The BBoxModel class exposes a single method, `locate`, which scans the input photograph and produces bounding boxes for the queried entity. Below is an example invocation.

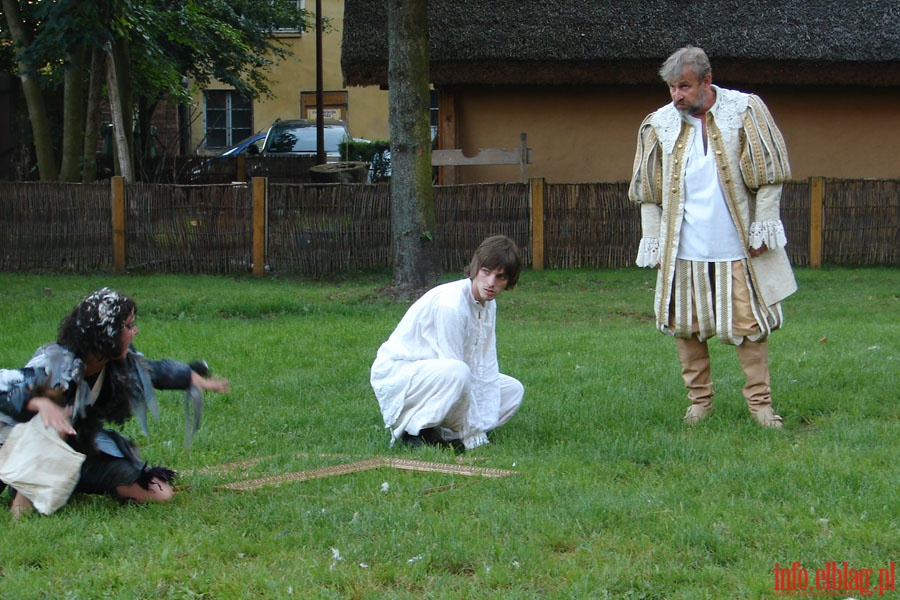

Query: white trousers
[389,358,523,447]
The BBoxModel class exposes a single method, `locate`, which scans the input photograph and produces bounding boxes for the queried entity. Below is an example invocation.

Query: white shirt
[370,278,501,434]
[677,115,745,261]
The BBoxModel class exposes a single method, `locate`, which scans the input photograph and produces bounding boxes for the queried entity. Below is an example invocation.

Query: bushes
[340,138,392,182]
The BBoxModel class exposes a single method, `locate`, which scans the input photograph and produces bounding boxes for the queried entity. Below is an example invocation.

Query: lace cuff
[749,220,788,250]
[636,237,661,268]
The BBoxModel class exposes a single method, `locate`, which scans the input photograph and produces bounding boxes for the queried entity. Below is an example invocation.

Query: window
[430,90,439,141]
[204,90,253,149]
[274,0,306,33]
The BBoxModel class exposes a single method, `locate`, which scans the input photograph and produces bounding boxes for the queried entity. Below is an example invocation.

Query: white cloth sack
[0,416,85,515]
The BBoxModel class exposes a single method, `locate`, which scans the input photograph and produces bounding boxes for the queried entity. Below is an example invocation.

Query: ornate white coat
[628,86,797,333]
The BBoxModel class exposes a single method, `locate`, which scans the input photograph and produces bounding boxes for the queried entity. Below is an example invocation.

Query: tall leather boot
[675,335,714,424]
[735,339,783,428]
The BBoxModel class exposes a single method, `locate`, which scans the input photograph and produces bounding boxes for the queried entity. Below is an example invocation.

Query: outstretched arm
[191,370,229,394]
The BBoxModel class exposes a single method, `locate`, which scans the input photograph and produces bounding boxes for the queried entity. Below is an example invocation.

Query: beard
[676,87,708,117]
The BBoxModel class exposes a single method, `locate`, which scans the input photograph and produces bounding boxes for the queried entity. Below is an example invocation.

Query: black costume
[0,343,201,496]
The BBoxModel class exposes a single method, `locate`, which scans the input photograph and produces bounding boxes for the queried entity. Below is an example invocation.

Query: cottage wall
[445,85,900,184]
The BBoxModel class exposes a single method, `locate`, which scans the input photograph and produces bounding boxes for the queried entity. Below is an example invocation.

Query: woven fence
[127,183,254,273]
[0,178,896,275]
[822,179,899,265]
[781,181,810,267]
[435,183,532,269]
[545,182,638,269]
[0,182,112,271]
[266,183,390,274]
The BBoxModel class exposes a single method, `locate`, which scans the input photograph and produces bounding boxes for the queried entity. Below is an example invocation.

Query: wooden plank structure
[214,457,518,492]
[433,133,533,184]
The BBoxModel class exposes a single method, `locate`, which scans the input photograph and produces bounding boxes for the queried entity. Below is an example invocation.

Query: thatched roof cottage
[342,0,900,183]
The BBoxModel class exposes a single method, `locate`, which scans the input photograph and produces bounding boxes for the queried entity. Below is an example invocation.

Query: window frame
[203,90,254,150]
[273,0,306,34]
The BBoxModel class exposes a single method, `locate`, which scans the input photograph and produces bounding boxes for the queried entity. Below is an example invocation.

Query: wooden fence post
[530,177,545,270]
[809,176,824,269]
[112,176,126,274]
[252,177,267,277]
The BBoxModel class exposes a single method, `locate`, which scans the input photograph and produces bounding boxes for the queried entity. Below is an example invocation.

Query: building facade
[190,0,389,155]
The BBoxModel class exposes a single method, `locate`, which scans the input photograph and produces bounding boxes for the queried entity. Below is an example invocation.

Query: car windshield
[220,133,264,156]
[267,126,347,153]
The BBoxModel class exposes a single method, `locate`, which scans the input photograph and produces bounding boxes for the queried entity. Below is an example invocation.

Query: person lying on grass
[370,235,524,451]
[0,288,229,518]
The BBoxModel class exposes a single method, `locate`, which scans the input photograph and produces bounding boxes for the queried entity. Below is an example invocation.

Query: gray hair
[659,46,712,83]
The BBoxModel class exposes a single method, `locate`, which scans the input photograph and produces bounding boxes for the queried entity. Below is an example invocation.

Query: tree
[0,0,311,182]
[1,0,57,180]
[386,0,441,296]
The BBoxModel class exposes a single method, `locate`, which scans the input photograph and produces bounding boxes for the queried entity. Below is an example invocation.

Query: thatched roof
[342,0,900,87]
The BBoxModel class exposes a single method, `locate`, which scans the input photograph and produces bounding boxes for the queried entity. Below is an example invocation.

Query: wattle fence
[0,178,896,276]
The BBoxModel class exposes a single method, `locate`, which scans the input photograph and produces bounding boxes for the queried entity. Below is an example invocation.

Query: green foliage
[0,268,896,598]
[340,138,392,182]
[0,0,319,182]
[0,0,315,101]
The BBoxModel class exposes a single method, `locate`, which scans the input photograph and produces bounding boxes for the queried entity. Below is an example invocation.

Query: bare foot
[10,491,34,520]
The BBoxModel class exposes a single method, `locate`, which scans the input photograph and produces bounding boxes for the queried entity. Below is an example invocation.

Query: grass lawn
[0,267,896,599]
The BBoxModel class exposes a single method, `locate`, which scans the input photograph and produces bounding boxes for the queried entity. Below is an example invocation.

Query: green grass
[0,267,897,599]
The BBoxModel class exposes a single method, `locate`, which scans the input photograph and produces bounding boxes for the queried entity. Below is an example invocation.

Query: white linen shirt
[370,278,502,444]
[677,115,745,261]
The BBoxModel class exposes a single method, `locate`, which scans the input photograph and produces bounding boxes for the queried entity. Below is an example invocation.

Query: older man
[628,46,796,428]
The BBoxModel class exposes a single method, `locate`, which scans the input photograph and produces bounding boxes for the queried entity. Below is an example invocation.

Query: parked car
[261,119,351,162]
[183,132,266,183]
[219,132,266,156]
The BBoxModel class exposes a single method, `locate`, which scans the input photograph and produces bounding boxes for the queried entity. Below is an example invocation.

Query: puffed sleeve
[740,95,792,250]
[628,115,663,267]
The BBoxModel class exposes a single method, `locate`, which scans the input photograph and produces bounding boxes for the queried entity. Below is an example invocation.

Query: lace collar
[651,86,750,153]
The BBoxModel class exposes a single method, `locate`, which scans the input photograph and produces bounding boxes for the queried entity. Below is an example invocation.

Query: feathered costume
[0,344,205,498]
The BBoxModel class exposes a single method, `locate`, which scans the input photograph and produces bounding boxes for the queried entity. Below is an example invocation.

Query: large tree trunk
[135,95,163,181]
[105,41,133,182]
[59,46,87,182]
[2,0,58,180]
[113,38,134,177]
[82,48,105,183]
[386,0,440,297]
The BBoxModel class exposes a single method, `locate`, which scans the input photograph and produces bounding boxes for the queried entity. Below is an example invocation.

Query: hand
[749,242,769,258]
[191,371,230,394]
[26,396,76,437]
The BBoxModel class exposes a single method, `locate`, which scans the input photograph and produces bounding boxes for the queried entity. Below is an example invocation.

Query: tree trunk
[82,48,105,183]
[105,44,133,182]
[387,0,440,297]
[59,46,87,182]
[2,0,58,181]
[135,95,154,180]
[113,38,134,177]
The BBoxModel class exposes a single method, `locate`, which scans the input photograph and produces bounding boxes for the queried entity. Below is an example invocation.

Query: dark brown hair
[57,288,136,360]
[464,235,522,290]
